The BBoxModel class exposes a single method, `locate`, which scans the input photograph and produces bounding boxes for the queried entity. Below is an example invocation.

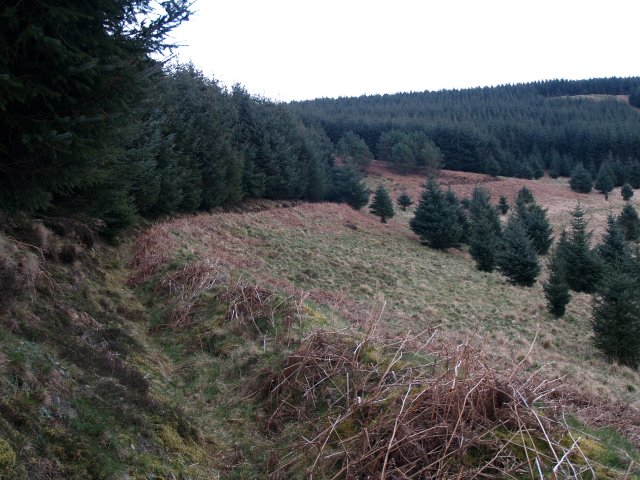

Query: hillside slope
[2,183,640,477]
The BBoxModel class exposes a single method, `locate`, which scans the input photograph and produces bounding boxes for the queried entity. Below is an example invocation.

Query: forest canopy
[288,78,640,178]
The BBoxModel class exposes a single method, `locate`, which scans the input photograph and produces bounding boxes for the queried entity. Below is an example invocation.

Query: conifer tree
[329,166,370,210]
[516,187,535,207]
[621,183,634,201]
[397,192,413,211]
[514,188,553,255]
[592,272,640,366]
[337,131,373,170]
[496,217,540,286]
[598,215,630,270]
[549,156,561,179]
[544,247,571,317]
[0,0,192,212]
[618,203,640,242]
[410,178,463,249]
[370,185,394,223]
[445,188,470,244]
[468,187,502,272]
[627,160,640,189]
[594,161,615,199]
[498,195,510,215]
[569,164,593,193]
[562,204,603,293]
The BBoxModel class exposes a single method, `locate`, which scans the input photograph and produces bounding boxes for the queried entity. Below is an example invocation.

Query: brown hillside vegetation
[366,160,637,239]
[126,199,640,477]
[3,167,640,477]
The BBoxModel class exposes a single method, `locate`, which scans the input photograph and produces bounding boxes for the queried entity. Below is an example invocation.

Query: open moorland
[2,163,640,478]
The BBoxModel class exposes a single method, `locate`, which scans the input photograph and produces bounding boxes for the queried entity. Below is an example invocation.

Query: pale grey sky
[169,0,639,101]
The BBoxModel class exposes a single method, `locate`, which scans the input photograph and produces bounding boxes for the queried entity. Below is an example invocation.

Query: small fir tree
[329,166,370,210]
[446,189,470,244]
[562,204,603,293]
[514,189,553,255]
[594,161,615,199]
[468,187,502,272]
[569,163,593,193]
[618,203,640,242]
[496,217,540,287]
[597,214,630,270]
[621,183,634,201]
[410,177,463,249]
[627,160,640,189]
[498,195,510,215]
[592,271,640,367]
[369,185,394,223]
[397,192,413,211]
[516,186,535,206]
[519,204,553,255]
[543,248,571,317]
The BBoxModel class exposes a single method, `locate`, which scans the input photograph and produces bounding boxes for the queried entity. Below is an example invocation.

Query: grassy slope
[0,226,218,479]
[1,166,640,477]
[146,190,640,406]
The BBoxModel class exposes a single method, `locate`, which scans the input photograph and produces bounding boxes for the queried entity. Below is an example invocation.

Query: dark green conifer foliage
[468,187,502,272]
[496,217,540,287]
[329,166,370,210]
[370,185,394,223]
[296,123,333,202]
[598,215,630,270]
[543,247,571,317]
[337,131,373,170]
[0,0,192,212]
[397,192,413,211]
[594,161,615,199]
[498,195,510,215]
[520,204,553,255]
[562,205,603,293]
[618,203,640,242]
[558,155,574,177]
[390,142,414,170]
[610,160,626,187]
[592,272,640,366]
[621,183,634,201]
[549,155,561,179]
[410,178,463,249]
[515,187,535,206]
[446,189,470,244]
[627,160,640,189]
[569,164,593,193]
[514,188,553,255]
[485,156,501,177]
[630,86,640,108]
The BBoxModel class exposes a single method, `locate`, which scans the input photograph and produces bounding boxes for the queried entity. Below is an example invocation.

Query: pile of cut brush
[264,320,632,479]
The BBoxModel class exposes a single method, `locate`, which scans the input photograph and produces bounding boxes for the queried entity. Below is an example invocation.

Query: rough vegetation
[2,163,640,477]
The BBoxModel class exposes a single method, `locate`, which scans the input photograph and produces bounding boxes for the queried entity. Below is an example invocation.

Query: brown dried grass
[262,312,611,479]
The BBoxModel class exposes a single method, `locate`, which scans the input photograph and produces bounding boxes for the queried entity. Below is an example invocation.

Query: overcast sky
[168,0,639,102]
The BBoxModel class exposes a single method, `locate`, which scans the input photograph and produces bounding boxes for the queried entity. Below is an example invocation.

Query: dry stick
[473,428,521,478]
[562,416,597,479]
[509,393,536,480]
[508,323,539,381]
[375,332,411,391]
[516,389,561,465]
[552,437,580,474]
[534,457,545,480]
[380,385,412,479]
[418,378,487,476]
